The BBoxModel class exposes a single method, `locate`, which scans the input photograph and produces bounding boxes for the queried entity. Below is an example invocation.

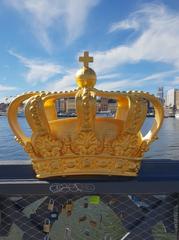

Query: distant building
[55,98,68,113]
[176,90,179,110]
[56,99,61,113]
[96,97,116,112]
[166,88,176,108]
[100,98,108,111]
[165,88,179,115]
[156,87,164,104]
[55,97,117,114]
[0,103,8,112]
[108,99,117,113]
[96,97,101,112]
[147,100,154,113]
[96,97,108,112]
[66,97,76,113]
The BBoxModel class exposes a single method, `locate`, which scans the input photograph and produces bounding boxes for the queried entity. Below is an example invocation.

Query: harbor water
[0,116,179,160]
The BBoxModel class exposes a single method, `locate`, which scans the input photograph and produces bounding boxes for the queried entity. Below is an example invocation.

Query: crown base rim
[36,172,139,179]
[32,156,142,178]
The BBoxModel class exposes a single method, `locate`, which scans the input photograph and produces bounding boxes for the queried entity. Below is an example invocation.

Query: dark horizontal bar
[0,159,179,195]
[1,180,179,195]
[0,159,179,181]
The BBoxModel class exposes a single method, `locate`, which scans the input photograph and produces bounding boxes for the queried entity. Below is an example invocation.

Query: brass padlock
[43,218,51,233]
[61,204,65,214]
[65,199,73,216]
[50,207,59,221]
[48,199,54,211]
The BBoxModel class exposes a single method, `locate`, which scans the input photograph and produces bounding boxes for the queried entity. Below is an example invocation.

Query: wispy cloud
[48,4,179,92]
[0,84,16,92]
[64,0,100,44]
[7,3,179,92]
[49,72,122,92]
[109,19,140,32]
[96,70,179,91]
[9,50,62,85]
[96,79,142,91]
[139,70,179,82]
[5,0,100,51]
[98,73,121,80]
[48,68,178,93]
[48,69,77,91]
[93,4,179,74]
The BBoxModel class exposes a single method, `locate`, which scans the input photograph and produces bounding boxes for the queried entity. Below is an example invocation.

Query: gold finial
[76,51,96,88]
[79,51,93,68]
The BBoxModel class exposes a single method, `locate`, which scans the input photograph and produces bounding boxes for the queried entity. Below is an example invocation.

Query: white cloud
[92,4,179,74]
[64,0,100,44]
[9,50,62,85]
[109,19,140,32]
[139,70,179,82]
[8,3,178,92]
[48,63,179,94]
[0,84,16,92]
[96,79,142,91]
[5,0,100,51]
[48,69,77,91]
[96,70,179,91]
[49,68,177,93]
[98,73,121,80]
[49,71,138,92]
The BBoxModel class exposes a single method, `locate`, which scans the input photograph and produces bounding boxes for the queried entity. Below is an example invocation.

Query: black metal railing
[0,159,179,240]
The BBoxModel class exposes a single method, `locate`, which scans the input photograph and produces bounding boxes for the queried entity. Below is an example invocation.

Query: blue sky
[1,0,179,101]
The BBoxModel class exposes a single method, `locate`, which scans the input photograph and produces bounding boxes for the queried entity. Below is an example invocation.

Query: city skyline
[1,88,179,118]
[1,1,179,101]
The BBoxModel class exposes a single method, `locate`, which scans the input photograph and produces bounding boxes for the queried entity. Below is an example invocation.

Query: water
[144,117,179,160]
[0,116,30,160]
[0,116,179,160]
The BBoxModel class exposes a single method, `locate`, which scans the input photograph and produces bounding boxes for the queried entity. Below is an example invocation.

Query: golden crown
[8,51,164,178]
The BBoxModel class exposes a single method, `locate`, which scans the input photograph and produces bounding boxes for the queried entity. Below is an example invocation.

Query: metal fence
[0,193,178,240]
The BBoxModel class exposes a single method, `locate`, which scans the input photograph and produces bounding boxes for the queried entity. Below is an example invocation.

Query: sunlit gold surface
[8,51,164,178]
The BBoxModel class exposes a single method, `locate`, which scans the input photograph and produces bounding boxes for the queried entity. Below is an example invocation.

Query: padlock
[67,199,73,206]
[50,207,59,221]
[61,204,65,214]
[89,220,97,228]
[83,198,88,208]
[64,227,72,240]
[48,198,54,211]
[65,199,73,216]
[79,215,87,223]
[43,218,51,233]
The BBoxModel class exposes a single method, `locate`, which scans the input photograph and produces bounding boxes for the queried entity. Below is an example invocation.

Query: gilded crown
[8,51,164,178]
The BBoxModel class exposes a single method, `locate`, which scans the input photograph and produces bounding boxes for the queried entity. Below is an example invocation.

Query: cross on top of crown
[79,51,93,68]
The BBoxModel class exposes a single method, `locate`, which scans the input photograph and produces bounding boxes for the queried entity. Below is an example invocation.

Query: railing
[0,159,179,240]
